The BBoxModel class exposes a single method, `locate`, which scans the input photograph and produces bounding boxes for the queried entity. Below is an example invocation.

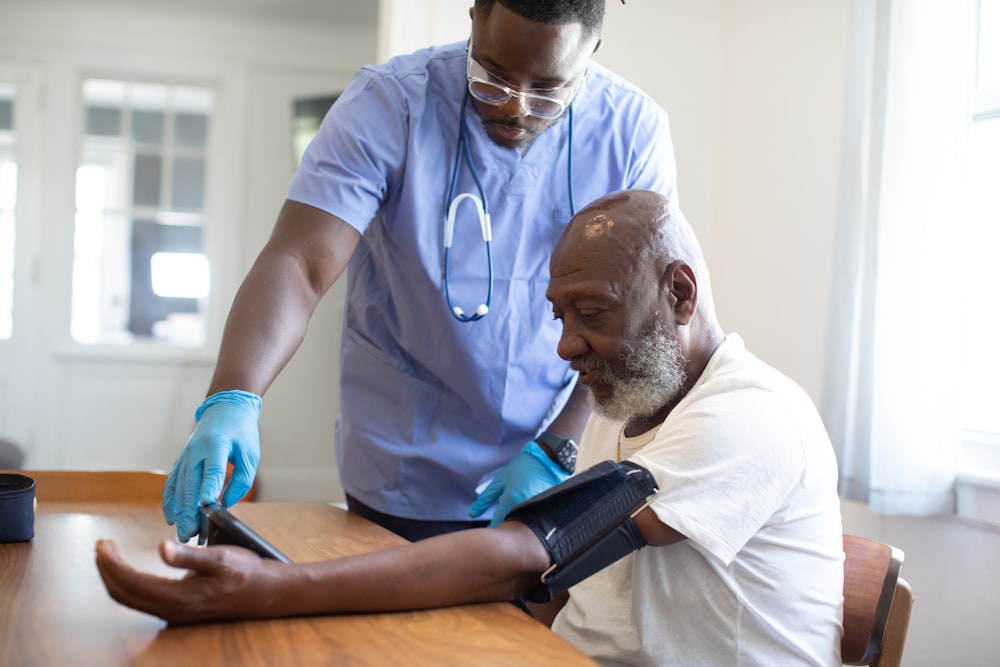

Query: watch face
[538,432,577,473]
[556,442,578,473]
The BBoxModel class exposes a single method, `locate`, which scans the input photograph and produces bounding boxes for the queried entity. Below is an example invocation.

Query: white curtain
[821,0,974,515]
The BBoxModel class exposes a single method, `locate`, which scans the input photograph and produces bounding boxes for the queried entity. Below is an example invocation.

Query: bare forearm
[544,382,592,442]
[208,251,319,396]
[268,524,550,617]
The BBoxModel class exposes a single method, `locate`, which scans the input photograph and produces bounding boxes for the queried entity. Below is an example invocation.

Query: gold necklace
[616,422,627,462]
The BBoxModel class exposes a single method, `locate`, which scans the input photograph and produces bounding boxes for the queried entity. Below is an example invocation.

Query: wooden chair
[841,534,914,667]
[1,470,168,503]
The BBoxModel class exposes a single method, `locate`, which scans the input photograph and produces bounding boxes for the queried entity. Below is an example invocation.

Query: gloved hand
[468,440,570,526]
[162,390,262,541]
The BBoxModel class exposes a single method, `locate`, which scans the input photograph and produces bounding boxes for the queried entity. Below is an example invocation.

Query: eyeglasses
[466,50,585,120]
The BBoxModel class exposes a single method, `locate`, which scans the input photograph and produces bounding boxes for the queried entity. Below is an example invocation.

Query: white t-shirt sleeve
[634,385,808,566]
[287,67,409,233]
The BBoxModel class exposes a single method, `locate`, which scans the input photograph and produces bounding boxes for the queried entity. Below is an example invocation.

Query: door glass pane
[73,79,213,346]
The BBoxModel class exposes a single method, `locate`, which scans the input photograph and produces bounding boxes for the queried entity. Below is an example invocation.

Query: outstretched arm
[162,201,361,540]
[96,521,551,625]
[209,199,361,397]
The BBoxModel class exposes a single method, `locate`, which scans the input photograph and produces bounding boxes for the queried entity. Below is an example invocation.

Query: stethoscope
[443,92,576,322]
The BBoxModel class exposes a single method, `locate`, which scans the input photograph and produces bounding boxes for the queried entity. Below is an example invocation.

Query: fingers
[175,460,205,542]
[489,491,519,526]
[162,465,178,526]
[95,539,181,622]
[158,539,216,573]
[220,461,255,508]
[468,478,504,518]
[199,444,229,507]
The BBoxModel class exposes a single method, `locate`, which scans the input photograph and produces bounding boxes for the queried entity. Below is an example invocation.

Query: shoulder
[665,334,828,455]
[689,334,810,405]
[334,41,465,127]
[578,60,666,116]
[355,41,466,96]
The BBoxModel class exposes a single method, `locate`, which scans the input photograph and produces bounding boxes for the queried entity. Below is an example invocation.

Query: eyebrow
[471,49,573,89]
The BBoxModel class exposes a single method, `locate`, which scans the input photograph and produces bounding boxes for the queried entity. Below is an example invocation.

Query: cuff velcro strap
[507,459,659,603]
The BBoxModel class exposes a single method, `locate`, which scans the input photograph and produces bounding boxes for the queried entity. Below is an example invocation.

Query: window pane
[174,112,208,147]
[129,220,202,338]
[132,153,162,207]
[960,115,1000,433]
[172,157,205,210]
[86,107,121,136]
[0,99,12,131]
[132,109,164,144]
[73,79,213,347]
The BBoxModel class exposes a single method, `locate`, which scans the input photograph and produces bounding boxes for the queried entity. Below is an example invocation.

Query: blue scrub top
[287,41,678,521]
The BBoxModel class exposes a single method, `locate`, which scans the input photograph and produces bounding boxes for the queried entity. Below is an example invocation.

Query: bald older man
[96,190,844,666]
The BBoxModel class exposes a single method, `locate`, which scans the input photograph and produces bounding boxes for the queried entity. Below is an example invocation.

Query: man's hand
[468,440,569,526]
[95,538,281,625]
[162,390,262,541]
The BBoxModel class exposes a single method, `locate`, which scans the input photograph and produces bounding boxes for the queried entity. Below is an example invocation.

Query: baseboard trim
[254,464,344,504]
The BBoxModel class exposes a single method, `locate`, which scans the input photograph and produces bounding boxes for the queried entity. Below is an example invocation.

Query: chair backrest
[841,534,914,667]
[3,469,168,503]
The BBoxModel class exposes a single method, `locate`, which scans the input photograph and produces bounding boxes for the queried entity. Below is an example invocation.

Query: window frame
[956,0,1000,526]
[71,77,215,348]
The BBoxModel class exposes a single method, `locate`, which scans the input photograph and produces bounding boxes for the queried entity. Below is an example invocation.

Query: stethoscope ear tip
[475,304,489,316]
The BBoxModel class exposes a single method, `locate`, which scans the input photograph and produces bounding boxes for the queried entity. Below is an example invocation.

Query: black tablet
[198,502,292,563]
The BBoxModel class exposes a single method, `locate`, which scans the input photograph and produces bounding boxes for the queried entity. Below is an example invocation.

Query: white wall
[2,1,999,664]
[0,0,375,499]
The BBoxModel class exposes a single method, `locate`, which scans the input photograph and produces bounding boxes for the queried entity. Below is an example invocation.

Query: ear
[661,261,697,326]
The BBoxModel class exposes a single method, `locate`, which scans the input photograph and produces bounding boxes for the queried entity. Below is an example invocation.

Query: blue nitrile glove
[162,389,262,541]
[468,440,570,527]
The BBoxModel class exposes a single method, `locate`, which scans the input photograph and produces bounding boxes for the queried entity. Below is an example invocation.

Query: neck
[621,328,726,438]
[622,389,686,438]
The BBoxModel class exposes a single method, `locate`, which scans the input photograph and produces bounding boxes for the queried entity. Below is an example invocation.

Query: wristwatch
[536,431,578,474]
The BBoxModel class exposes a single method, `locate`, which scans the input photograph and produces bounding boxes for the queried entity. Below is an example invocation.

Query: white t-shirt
[551,334,844,666]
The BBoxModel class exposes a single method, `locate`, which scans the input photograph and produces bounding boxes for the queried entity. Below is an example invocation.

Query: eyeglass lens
[466,55,573,119]
[467,80,565,118]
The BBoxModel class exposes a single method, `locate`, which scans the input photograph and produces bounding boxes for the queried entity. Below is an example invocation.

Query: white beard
[589,322,687,422]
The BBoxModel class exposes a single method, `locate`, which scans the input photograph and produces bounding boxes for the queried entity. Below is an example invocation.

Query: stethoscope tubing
[443,91,574,322]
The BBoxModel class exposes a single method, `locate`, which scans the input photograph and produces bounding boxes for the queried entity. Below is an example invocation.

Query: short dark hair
[473,0,606,36]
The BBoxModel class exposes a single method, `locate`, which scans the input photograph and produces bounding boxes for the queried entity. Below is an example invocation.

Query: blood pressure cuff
[506,459,659,603]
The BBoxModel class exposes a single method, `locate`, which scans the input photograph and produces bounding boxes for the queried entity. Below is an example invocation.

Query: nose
[499,92,529,118]
[556,323,588,362]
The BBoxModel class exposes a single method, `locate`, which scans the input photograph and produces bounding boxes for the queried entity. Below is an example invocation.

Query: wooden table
[0,501,597,666]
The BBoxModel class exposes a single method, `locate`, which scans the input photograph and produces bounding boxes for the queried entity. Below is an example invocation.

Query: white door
[0,65,42,462]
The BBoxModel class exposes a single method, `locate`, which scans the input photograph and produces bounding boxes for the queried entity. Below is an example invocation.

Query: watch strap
[536,431,578,474]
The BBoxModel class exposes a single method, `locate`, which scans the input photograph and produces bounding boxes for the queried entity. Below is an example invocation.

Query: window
[292,94,338,168]
[0,82,15,340]
[72,79,213,346]
[959,0,1000,470]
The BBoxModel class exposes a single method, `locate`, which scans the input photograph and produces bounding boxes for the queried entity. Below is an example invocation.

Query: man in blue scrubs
[162,0,678,541]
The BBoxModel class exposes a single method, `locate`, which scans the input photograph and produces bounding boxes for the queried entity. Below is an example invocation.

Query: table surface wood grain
[0,500,597,666]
